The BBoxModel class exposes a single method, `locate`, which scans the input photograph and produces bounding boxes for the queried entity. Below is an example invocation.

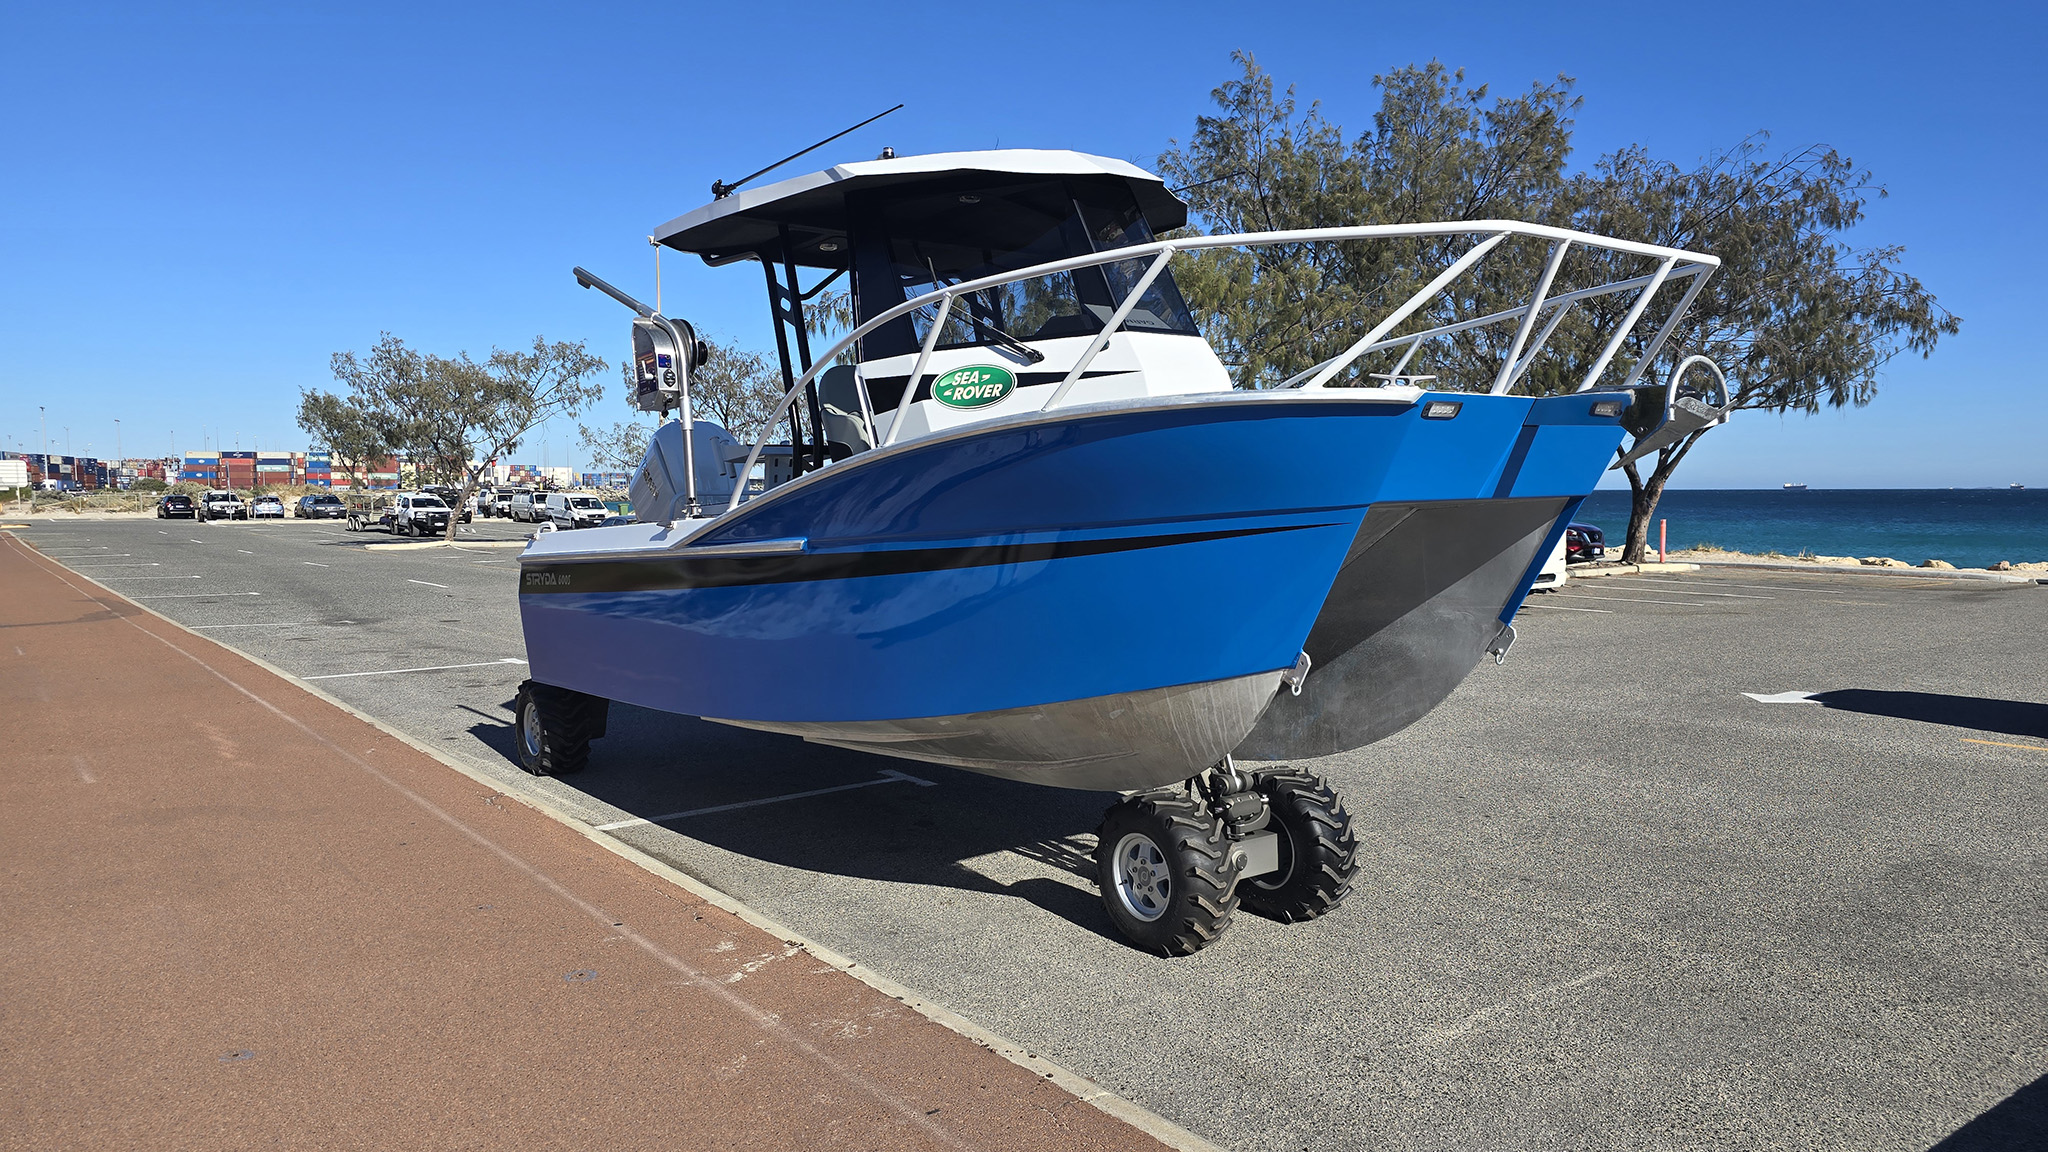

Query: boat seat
[819,365,874,460]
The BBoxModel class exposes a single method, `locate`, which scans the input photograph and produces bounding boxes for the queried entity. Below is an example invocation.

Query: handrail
[719,220,1721,516]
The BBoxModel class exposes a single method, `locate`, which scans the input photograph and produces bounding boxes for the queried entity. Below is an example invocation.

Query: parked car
[295,493,347,519]
[598,514,636,528]
[544,492,610,530]
[508,489,541,522]
[1529,536,1569,590]
[391,492,454,537]
[157,494,197,519]
[419,485,474,523]
[1564,522,1606,564]
[250,495,286,519]
[198,490,246,521]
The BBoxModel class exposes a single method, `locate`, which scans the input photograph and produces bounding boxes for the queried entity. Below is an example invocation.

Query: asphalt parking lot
[15,516,2045,1151]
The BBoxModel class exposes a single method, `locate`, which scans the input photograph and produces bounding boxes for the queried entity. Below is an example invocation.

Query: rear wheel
[513,680,609,776]
[1238,769,1359,923]
[1094,790,1241,955]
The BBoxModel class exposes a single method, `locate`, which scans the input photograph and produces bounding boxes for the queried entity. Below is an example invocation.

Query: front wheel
[513,680,608,776]
[1094,790,1241,956]
[1238,769,1359,923]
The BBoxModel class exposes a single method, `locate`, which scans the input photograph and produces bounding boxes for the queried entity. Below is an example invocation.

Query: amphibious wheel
[1094,790,1242,956]
[1239,768,1359,923]
[513,680,610,776]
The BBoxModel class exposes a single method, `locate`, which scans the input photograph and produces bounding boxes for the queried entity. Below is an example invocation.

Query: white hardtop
[652,149,1182,260]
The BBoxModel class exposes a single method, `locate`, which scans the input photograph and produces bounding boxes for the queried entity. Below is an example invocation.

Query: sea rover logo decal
[932,365,1015,409]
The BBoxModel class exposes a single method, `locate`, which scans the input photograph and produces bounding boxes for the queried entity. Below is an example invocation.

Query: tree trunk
[446,469,482,543]
[1621,465,1671,563]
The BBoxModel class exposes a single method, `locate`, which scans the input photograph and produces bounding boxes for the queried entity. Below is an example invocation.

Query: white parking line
[1554,593,1711,606]
[237,549,254,554]
[67,562,158,567]
[1521,602,1612,613]
[93,574,202,580]
[189,621,320,630]
[1744,691,1819,703]
[594,769,938,832]
[134,592,262,599]
[302,657,528,681]
[303,561,330,567]
[407,579,450,588]
[1603,579,1773,599]
[1631,576,1845,595]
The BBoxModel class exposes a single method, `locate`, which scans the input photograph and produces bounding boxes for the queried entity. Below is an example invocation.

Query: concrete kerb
[4,530,1226,1152]
[1693,558,2036,584]
[1565,561,1701,579]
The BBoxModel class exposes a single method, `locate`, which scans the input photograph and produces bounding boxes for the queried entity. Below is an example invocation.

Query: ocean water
[1575,489,2048,569]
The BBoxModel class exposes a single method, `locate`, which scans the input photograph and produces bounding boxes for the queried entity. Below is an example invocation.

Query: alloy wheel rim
[1112,832,1170,922]
[522,702,544,759]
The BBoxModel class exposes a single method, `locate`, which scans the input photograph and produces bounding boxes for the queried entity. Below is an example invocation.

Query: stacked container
[221,450,256,490]
[180,452,220,484]
[256,453,293,487]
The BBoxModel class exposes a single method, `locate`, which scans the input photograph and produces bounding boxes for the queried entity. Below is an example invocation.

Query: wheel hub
[1111,833,1170,922]
[521,702,544,759]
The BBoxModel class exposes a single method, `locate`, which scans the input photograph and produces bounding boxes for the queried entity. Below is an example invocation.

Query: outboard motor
[630,419,745,524]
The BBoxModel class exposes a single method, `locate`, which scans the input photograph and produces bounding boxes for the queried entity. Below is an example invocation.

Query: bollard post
[1659,518,1667,564]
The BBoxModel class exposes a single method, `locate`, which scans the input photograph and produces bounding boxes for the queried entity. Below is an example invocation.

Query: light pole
[114,419,121,461]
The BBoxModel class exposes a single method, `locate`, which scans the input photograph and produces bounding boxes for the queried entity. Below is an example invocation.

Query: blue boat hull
[519,390,1624,788]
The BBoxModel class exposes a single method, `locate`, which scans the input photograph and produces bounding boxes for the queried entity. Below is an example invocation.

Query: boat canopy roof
[651,149,1187,270]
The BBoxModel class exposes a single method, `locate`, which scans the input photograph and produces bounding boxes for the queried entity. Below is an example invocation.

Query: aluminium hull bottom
[708,669,1286,791]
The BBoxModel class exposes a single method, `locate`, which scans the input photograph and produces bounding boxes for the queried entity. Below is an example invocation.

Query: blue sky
[3,1,2041,487]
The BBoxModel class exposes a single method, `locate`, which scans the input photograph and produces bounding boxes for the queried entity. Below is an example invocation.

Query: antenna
[711,103,904,199]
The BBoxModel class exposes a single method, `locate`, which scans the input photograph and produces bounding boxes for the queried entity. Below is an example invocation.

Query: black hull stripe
[522,522,1333,595]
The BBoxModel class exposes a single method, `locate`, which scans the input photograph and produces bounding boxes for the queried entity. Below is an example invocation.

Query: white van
[544,492,610,530]
[491,486,530,518]
[509,489,541,522]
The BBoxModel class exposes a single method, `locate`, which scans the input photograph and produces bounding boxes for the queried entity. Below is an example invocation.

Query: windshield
[850,177,1198,371]
[570,497,602,508]
[312,496,341,504]
[410,497,447,509]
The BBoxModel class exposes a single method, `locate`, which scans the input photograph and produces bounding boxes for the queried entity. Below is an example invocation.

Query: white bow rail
[723,220,1721,514]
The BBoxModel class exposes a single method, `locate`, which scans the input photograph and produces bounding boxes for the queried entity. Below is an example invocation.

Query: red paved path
[0,535,1175,1151]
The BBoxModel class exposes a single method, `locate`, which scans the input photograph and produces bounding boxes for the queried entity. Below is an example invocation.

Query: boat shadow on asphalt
[1928,1071,2046,1151]
[467,700,1133,944]
[1809,689,2048,741]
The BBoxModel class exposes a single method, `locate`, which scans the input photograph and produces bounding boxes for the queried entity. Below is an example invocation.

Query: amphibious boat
[515,148,1730,953]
